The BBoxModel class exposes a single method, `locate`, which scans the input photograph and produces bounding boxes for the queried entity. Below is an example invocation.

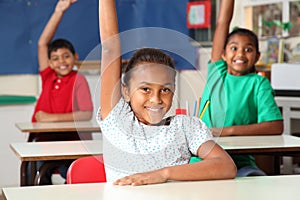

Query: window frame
[242,0,299,38]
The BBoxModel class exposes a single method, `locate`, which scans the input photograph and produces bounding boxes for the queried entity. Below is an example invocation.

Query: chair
[66,155,106,184]
[34,160,69,185]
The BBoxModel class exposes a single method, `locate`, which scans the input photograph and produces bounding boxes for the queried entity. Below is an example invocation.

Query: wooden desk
[217,135,300,174]
[3,175,300,200]
[275,96,300,174]
[10,140,102,161]
[16,120,101,142]
[11,135,300,186]
[11,140,102,186]
[15,121,101,133]
[217,135,300,154]
[275,96,300,135]
[15,120,101,185]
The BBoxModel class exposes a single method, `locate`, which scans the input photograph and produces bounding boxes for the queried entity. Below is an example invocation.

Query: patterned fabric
[97,98,213,182]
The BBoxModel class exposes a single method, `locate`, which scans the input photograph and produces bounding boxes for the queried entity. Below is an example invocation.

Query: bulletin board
[116,0,197,70]
[0,0,196,75]
[0,0,100,75]
[187,1,211,29]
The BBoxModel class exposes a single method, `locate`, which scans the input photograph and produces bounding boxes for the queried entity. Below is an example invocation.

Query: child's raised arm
[99,0,122,119]
[211,0,234,62]
[38,0,77,72]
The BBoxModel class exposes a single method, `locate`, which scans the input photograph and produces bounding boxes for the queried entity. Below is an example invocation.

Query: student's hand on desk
[211,127,235,137]
[35,111,54,122]
[210,128,224,137]
[113,169,168,186]
[211,121,283,137]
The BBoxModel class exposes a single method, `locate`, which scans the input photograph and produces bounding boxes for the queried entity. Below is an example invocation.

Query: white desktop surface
[11,135,300,162]
[3,175,300,200]
[217,135,300,150]
[15,120,101,133]
[10,140,102,161]
[10,135,300,185]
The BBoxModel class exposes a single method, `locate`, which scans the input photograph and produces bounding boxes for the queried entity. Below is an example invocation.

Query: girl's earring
[122,85,130,102]
[124,96,130,102]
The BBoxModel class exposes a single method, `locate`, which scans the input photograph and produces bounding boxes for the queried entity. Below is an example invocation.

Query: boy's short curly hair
[48,38,76,59]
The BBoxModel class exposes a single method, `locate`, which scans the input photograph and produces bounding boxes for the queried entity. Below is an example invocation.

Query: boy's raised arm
[99,0,122,119]
[211,0,234,62]
[38,0,77,72]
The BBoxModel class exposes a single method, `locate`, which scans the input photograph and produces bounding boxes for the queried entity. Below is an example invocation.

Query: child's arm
[114,140,236,186]
[38,0,77,72]
[211,120,283,137]
[209,0,284,137]
[211,0,234,62]
[34,110,92,122]
[99,0,122,119]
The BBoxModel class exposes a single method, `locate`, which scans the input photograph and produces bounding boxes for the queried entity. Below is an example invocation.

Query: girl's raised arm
[211,0,234,62]
[99,0,122,119]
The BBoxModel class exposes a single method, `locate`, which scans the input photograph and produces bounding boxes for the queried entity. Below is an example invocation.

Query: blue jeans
[237,166,266,177]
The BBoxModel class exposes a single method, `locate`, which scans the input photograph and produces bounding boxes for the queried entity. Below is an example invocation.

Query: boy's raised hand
[55,0,77,13]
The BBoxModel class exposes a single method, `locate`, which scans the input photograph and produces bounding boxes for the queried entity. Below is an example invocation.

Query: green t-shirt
[200,59,282,169]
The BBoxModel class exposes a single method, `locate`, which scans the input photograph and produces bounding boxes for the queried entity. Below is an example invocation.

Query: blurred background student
[29,0,93,185]
[198,0,283,177]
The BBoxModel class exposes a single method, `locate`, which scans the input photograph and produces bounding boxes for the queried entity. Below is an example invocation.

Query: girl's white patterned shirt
[97,98,213,182]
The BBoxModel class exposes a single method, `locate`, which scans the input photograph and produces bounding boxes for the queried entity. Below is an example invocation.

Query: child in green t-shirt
[198,0,283,176]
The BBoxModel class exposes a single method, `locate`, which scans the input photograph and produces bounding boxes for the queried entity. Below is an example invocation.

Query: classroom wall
[176,48,211,113]
[0,74,100,190]
[0,104,34,188]
[0,0,244,190]
[176,0,243,110]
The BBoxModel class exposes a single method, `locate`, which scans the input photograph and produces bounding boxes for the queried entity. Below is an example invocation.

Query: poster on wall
[186,1,211,29]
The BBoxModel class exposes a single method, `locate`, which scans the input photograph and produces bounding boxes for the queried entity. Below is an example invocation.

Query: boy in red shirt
[30,0,93,185]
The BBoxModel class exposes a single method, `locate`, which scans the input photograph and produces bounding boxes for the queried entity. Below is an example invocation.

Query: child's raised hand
[113,169,168,186]
[55,0,77,13]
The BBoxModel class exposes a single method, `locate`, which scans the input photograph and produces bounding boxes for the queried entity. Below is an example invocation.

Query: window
[243,0,300,64]
[243,0,300,38]
[289,1,300,37]
[188,0,220,46]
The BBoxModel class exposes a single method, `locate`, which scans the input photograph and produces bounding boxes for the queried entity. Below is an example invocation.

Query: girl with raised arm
[199,0,283,176]
[98,0,236,186]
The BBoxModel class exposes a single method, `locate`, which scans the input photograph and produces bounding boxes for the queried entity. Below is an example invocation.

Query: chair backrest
[66,155,106,184]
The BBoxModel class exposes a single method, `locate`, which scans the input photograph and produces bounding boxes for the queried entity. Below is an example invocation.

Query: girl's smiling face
[122,63,175,125]
[222,34,260,76]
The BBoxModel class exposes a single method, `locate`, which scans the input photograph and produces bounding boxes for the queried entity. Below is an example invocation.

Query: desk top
[3,175,300,200]
[10,140,102,161]
[15,120,101,133]
[217,135,300,154]
[275,96,300,105]
[10,135,300,162]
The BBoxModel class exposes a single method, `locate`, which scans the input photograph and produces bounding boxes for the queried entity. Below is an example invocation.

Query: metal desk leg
[30,161,37,185]
[274,155,281,175]
[21,161,37,186]
[20,161,28,186]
